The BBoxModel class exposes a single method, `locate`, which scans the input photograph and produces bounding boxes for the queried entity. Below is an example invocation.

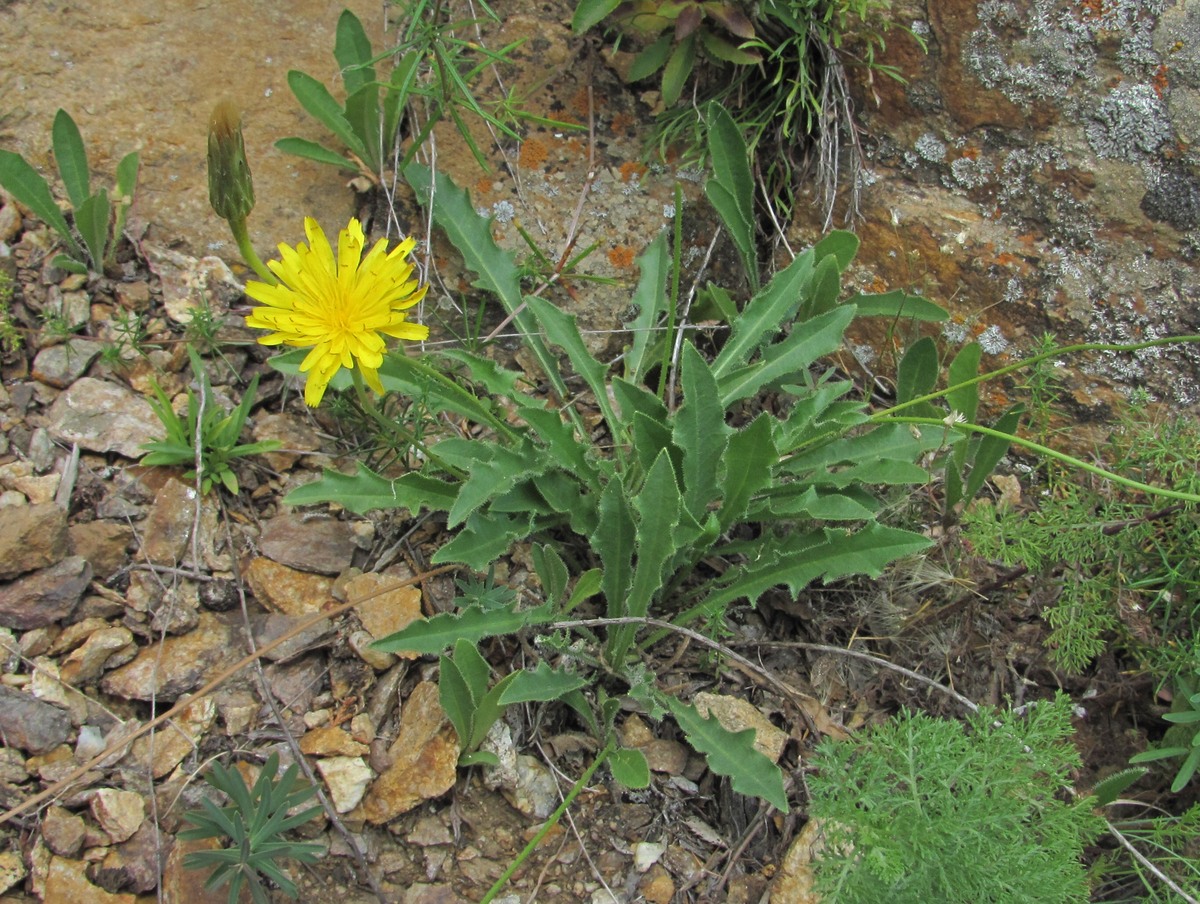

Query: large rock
[100,612,237,701]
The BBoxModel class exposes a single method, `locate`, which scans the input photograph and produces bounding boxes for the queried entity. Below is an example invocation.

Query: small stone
[162,837,237,904]
[130,695,214,777]
[68,521,134,579]
[243,556,334,616]
[364,681,459,824]
[637,864,675,904]
[259,513,358,575]
[693,692,788,763]
[0,849,27,894]
[32,339,107,389]
[348,629,396,670]
[10,472,61,504]
[769,818,826,904]
[406,813,454,847]
[252,612,333,663]
[0,684,71,753]
[0,555,91,629]
[43,855,138,904]
[0,203,21,242]
[252,412,322,471]
[41,805,87,857]
[138,478,207,567]
[501,754,558,820]
[90,788,145,843]
[632,841,666,873]
[101,611,236,701]
[60,627,137,685]
[0,501,69,580]
[93,821,162,894]
[316,756,373,813]
[300,725,370,758]
[347,573,423,655]
[113,281,152,312]
[47,378,160,459]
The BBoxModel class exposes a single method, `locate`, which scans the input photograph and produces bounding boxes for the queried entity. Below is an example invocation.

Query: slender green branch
[479,742,613,904]
[884,416,1200,505]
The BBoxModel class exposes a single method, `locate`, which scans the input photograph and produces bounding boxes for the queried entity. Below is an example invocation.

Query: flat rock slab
[0,501,68,579]
[47,378,160,460]
[0,555,91,629]
[259,513,358,575]
[0,684,72,754]
[100,611,237,701]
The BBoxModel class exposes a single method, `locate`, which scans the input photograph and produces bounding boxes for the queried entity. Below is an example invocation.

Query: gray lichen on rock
[1085,82,1173,161]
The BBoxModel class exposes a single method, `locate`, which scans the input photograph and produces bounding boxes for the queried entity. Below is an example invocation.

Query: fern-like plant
[179,752,323,904]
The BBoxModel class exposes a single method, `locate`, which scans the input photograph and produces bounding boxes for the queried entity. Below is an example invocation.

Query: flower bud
[207,100,255,223]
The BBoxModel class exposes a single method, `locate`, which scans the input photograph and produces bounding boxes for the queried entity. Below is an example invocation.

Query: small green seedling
[141,347,280,494]
[0,109,138,275]
[1130,671,1200,792]
[179,752,323,904]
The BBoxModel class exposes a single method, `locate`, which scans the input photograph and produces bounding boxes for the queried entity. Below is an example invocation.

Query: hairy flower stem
[228,215,277,285]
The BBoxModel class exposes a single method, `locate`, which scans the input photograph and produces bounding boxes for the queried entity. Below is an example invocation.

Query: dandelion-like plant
[244,216,429,406]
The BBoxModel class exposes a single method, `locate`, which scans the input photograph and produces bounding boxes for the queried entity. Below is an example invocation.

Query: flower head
[245,217,429,406]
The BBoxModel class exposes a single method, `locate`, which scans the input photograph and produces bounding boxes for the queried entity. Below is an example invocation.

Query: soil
[0,2,1194,903]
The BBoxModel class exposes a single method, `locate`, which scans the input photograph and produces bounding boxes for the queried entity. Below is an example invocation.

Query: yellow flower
[245,217,429,406]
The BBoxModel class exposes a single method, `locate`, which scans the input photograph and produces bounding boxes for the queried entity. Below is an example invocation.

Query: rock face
[786,0,1200,441]
[0,0,379,261]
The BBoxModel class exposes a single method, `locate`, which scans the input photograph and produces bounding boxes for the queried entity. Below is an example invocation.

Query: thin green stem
[227,216,276,285]
[875,336,1200,420]
[657,183,684,402]
[479,742,613,904]
[884,416,1200,505]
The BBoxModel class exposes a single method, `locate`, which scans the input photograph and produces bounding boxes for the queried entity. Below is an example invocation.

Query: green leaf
[623,234,669,384]
[718,414,777,530]
[718,305,854,405]
[628,34,672,81]
[403,163,569,406]
[524,295,620,433]
[847,289,948,321]
[667,697,788,811]
[372,602,556,654]
[0,151,82,258]
[439,652,476,748]
[1090,767,1147,807]
[608,747,651,789]
[704,102,757,288]
[432,510,535,569]
[344,84,383,172]
[531,544,569,606]
[572,0,622,32]
[285,70,368,161]
[962,405,1023,501]
[701,524,933,612]
[946,342,982,427]
[612,377,668,433]
[711,246,815,379]
[334,9,376,95]
[812,230,859,270]
[896,336,939,407]
[284,464,458,515]
[628,450,683,618]
[273,137,356,170]
[673,344,728,520]
[565,568,602,610]
[660,35,696,107]
[499,662,589,703]
[446,440,547,528]
[382,51,420,144]
[767,486,879,520]
[799,253,843,320]
[591,480,636,620]
[51,109,90,210]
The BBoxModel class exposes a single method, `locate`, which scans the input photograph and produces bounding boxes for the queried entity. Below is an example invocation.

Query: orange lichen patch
[958,145,981,160]
[610,111,636,135]
[519,137,549,170]
[569,87,594,118]
[474,176,494,199]
[865,275,888,294]
[565,137,586,158]
[1152,64,1169,99]
[607,245,636,269]
[1077,0,1106,20]
[618,161,647,183]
